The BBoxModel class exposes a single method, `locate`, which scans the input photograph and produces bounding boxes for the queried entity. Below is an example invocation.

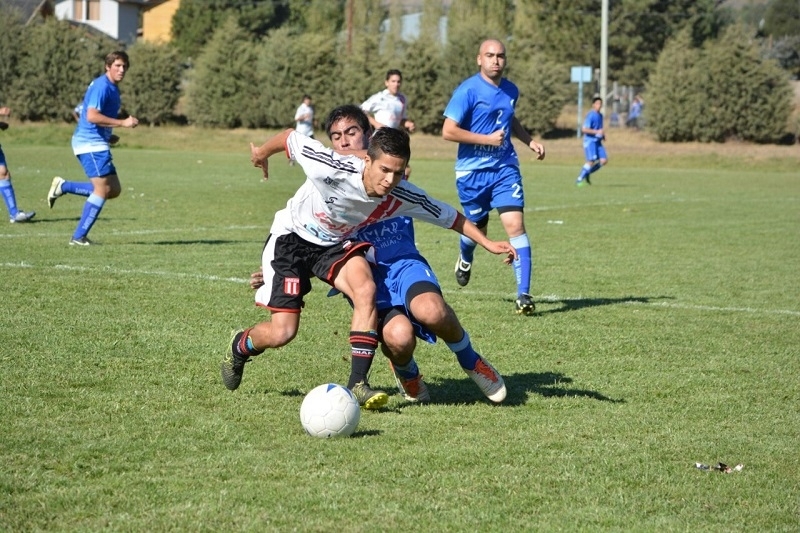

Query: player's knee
[381,323,416,362]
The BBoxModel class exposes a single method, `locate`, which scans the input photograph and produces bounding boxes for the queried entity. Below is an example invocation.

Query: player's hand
[486,129,505,147]
[0,107,9,116]
[123,115,138,128]
[250,142,269,181]
[0,122,8,131]
[250,267,264,290]
[529,140,545,160]
[405,120,416,134]
[486,240,517,261]
[109,134,120,145]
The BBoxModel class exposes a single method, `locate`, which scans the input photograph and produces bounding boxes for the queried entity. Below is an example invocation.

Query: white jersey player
[221,126,516,410]
[361,69,415,133]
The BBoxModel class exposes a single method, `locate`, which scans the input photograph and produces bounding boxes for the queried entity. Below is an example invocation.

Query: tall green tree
[184,18,259,128]
[171,0,290,60]
[0,6,25,106]
[125,42,183,126]
[763,0,800,38]
[10,19,116,122]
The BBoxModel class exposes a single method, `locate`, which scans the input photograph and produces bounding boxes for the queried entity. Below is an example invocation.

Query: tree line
[0,0,795,143]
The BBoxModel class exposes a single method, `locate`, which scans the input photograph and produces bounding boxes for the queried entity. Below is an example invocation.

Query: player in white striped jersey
[221,127,516,409]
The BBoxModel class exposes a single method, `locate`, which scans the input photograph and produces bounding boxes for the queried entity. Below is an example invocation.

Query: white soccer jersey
[361,90,408,129]
[271,132,458,246]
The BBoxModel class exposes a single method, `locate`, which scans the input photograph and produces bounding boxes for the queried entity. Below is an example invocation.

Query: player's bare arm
[250,128,293,180]
[86,107,138,129]
[512,117,545,160]
[452,213,517,262]
[442,118,504,147]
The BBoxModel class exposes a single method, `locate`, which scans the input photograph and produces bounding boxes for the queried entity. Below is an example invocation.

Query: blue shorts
[455,166,524,224]
[583,141,607,163]
[77,151,116,178]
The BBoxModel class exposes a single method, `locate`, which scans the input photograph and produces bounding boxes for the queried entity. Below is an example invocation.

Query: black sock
[347,330,378,388]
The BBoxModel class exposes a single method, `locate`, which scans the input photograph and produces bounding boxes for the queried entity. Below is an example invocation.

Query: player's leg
[577,142,598,186]
[330,251,387,409]
[0,153,35,223]
[380,308,429,402]
[405,282,506,403]
[454,170,490,287]
[589,145,608,176]
[492,167,534,315]
[221,234,309,391]
[69,152,121,245]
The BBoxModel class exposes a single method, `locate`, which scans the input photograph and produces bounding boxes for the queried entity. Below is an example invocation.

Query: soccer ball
[300,383,361,438]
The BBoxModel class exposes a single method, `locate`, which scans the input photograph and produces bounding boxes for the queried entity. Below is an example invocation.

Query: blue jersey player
[442,39,545,316]
[47,51,139,245]
[576,96,608,186]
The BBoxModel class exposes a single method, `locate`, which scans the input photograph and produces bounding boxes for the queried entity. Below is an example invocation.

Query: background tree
[9,19,116,122]
[0,6,25,107]
[171,0,290,61]
[125,42,184,126]
[763,0,800,38]
[184,18,259,128]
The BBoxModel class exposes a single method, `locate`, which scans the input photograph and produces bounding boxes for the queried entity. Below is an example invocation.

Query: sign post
[570,66,593,138]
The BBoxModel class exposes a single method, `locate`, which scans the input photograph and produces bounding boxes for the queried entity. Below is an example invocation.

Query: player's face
[328,117,368,151]
[385,75,402,95]
[363,152,407,197]
[106,59,128,84]
[477,41,506,82]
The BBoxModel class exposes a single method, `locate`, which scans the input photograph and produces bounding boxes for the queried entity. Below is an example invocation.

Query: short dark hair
[592,96,603,104]
[367,127,410,162]
[324,105,371,139]
[105,51,129,69]
[386,69,402,80]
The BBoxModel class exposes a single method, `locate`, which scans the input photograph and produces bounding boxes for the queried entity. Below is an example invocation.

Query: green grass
[1,129,799,532]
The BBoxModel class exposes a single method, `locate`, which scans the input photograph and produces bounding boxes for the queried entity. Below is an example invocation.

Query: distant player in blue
[0,106,36,223]
[47,51,139,246]
[442,38,545,316]
[576,96,608,187]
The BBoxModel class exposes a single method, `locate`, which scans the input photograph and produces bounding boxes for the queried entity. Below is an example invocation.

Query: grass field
[1,124,799,531]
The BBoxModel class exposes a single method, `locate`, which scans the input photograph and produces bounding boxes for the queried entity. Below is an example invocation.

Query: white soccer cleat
[464,356,507,403]
[9,210,35,223]
[47,176,65,209]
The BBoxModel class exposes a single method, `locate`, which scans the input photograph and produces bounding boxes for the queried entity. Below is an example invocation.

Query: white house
[54,0,156,45]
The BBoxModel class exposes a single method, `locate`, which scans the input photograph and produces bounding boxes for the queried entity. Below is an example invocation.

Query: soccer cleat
[454,256,472,287]
[9,210,35,223]
[464,356,507,403]
[351,381,389,410]
[69,237,93,246]
[47,176,65,208]
[221,330,251,391]
[515,293,536,316]
[389,362,431,403]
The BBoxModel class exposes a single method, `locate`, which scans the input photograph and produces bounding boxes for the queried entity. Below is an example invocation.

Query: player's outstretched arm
[250,128,293,181]
[451,213,517,262]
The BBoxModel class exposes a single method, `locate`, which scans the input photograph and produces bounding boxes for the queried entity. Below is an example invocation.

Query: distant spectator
[294,94,314,139]
[626,94,643,130]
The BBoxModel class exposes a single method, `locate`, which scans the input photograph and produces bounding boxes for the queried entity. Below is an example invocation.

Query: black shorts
[254,232,373,312]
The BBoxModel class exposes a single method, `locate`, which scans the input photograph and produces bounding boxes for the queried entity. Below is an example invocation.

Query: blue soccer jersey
[443,73,520,171]
[583,109,604,143]
[72,74,120,155]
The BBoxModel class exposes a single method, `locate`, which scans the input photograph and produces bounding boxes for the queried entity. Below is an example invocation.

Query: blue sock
[447,330,480,370]
[72,194,105,240]
[62,180,93,197]
[510,233,532,295]
[0,180,18,216]
[589,162,603,174]
[459,235,477,263]
[578,163,592,179]
[392,358,420,380]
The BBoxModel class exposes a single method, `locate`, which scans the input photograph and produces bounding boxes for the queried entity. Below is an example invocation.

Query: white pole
[601,0,609,117]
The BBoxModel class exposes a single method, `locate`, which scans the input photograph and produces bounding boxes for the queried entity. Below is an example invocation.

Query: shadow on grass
[127,239,252,245]
[523,295,674,316]
[416,371,624,407]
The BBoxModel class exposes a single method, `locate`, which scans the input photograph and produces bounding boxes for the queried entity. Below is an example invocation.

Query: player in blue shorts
[0,107,35,223]
[442,39,546,316]
[47,51,139,246]
[576,96,608,187]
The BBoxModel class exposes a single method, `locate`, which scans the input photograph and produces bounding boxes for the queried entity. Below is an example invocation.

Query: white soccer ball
[300,383,361,438]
